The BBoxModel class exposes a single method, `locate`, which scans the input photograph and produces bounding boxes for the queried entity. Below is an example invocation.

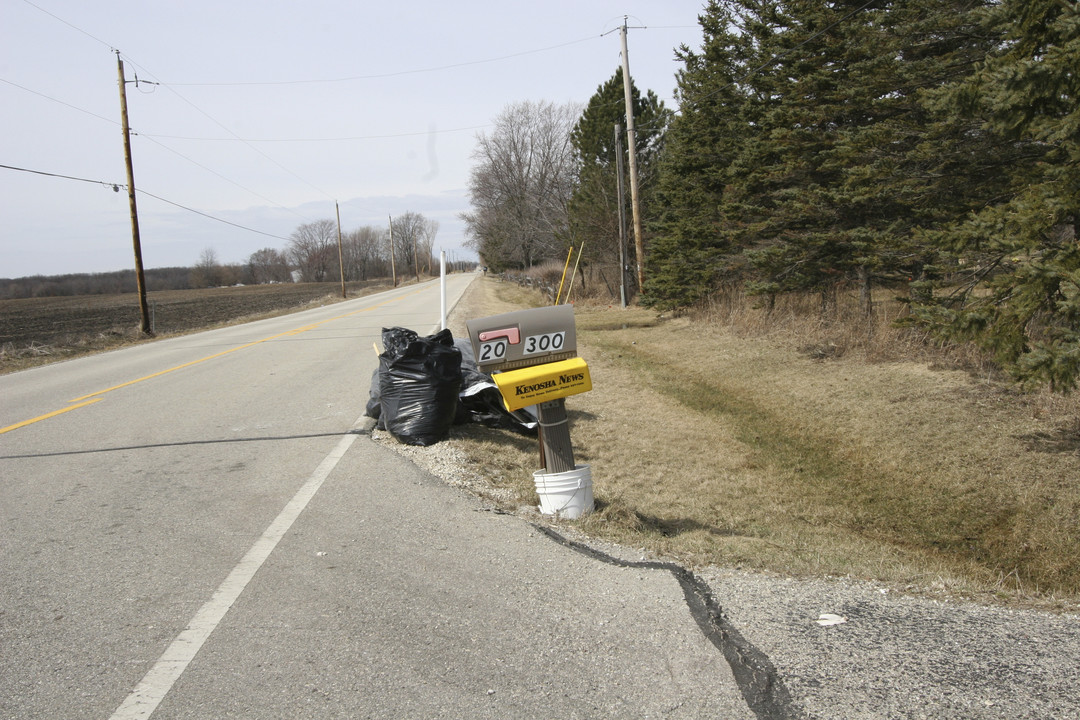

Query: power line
[19,0,113,50]
[135,134,313,222]
[0,77,119,127]
[3,71,486,155]
[135,189,290,241]
[0,162,289,241]
[159,35,604,87]
[137,123,493,143]
[2,74,313,222]
[0,162,121,190]
[120,52,336,203]
[18,0,339,209]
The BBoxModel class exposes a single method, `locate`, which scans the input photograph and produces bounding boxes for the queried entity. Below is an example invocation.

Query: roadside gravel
[704,567,1080,719]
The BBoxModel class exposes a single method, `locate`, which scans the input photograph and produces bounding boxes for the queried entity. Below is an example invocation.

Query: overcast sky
[2,0,708,279]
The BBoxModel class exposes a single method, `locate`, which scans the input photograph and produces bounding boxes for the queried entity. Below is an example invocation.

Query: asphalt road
[0,276,752,719]
[3,274,1079,720]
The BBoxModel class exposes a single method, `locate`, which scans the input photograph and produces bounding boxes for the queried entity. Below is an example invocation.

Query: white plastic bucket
[533,464,593,519]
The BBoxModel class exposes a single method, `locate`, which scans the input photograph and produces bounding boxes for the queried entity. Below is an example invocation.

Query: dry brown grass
[446,278,1080,609]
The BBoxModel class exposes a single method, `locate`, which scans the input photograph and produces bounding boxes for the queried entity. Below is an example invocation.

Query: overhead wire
[134,133,313,222]
[137,124,493,144]
[134,189,291,241]
[13,0,662,168]
[0,77,119,127]
[159,35,604,86]
[3,59,491,146]
[19,0,336,211]
[0,162,121,190]
[19,0,113,50]
[109,29,612,199]
[0,162,290,241]
[11,0,714,253]
[119,52,336,203]
[11,3,617,247]
[0,74,314,222]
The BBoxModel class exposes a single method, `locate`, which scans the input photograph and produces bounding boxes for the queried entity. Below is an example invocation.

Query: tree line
[463,0,1080,390]
[1,267,195,300]
[258,211,442,286]
[3,211,448,299]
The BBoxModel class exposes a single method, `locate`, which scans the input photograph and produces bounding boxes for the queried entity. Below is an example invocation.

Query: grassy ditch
[445,278,1080,609]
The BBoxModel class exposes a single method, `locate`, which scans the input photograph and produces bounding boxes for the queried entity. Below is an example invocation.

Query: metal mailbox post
[466,306,591,474]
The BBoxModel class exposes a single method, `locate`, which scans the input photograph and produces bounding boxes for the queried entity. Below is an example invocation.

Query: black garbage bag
[364,366,383,423]
[372,327,462,446]
[454,338,538,436]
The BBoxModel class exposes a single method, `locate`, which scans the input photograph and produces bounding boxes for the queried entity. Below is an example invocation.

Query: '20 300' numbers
[478,331,565,363]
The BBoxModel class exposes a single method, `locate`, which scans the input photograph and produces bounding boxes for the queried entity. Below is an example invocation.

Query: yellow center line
[0,287,426,435]
[0,399,104,435]
[69,331,289,403]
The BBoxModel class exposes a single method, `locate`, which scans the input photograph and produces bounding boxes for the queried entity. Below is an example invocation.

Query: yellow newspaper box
[492,357,592,411]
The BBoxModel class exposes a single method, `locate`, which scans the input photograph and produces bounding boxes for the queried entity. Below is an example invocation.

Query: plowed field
[0,280,393,372]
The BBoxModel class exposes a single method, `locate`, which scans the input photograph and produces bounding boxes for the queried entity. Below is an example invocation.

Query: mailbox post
[536,400,575,473]
[466,306,591,475]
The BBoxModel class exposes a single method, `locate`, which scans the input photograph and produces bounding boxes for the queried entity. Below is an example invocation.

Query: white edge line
[109,428,360,720]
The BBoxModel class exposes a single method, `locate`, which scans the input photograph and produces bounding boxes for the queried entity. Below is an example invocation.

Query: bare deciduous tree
[247,247,291,284]
[391,212,439,280]
[461,100,581,271]
[190,247,222,288]
[287,219,337,282]
[342,226,388,281]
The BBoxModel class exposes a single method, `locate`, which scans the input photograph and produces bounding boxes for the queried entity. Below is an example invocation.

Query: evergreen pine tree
[728,0,997,316]
[915,0,1080,390]
[641,0,757,310]
[644,0,999,314]
[568,68,666,295]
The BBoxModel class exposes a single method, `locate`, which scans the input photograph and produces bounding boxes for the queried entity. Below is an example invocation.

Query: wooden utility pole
[335,201,346,298]
[412,230,419,283]
[619,18,646,293]
[615,123,628,309]
[116,52,152,336]
[388,214,398,287]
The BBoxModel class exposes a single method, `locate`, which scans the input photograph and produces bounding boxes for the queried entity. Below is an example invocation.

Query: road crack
[532,523,802,720]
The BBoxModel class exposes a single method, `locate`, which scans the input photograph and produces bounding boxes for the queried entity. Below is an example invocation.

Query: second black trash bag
[377,327,462,446]
[454,338,537,435]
